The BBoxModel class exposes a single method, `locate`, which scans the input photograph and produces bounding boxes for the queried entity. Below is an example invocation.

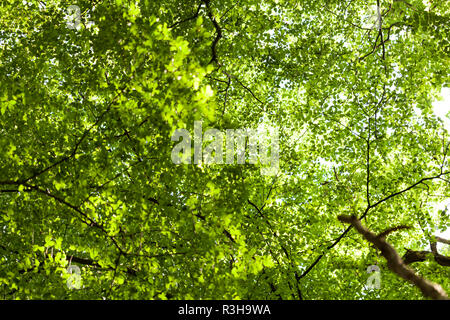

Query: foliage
[0,0,449,299]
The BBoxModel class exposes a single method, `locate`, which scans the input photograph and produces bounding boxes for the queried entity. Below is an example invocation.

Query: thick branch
[338,215,448,300]
[169,2,203,29]
[436,236,450,245]
[403,248,450,267]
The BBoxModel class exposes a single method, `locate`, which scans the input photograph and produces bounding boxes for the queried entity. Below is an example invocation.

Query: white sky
[434,87,450,131]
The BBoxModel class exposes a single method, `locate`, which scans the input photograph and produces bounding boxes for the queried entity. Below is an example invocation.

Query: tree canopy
[0,0,449,299]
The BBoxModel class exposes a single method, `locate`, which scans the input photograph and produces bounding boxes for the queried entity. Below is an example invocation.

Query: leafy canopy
[0,0,449,299]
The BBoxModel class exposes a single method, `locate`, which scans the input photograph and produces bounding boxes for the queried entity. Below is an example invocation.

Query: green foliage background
[0,0,449,299]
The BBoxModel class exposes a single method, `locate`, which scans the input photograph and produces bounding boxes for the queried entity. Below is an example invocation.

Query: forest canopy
[0,0,449,299]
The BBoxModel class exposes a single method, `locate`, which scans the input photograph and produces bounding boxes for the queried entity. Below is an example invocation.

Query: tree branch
[203,0,222,65]
[169,2,203,29]
[338,215,448,300]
